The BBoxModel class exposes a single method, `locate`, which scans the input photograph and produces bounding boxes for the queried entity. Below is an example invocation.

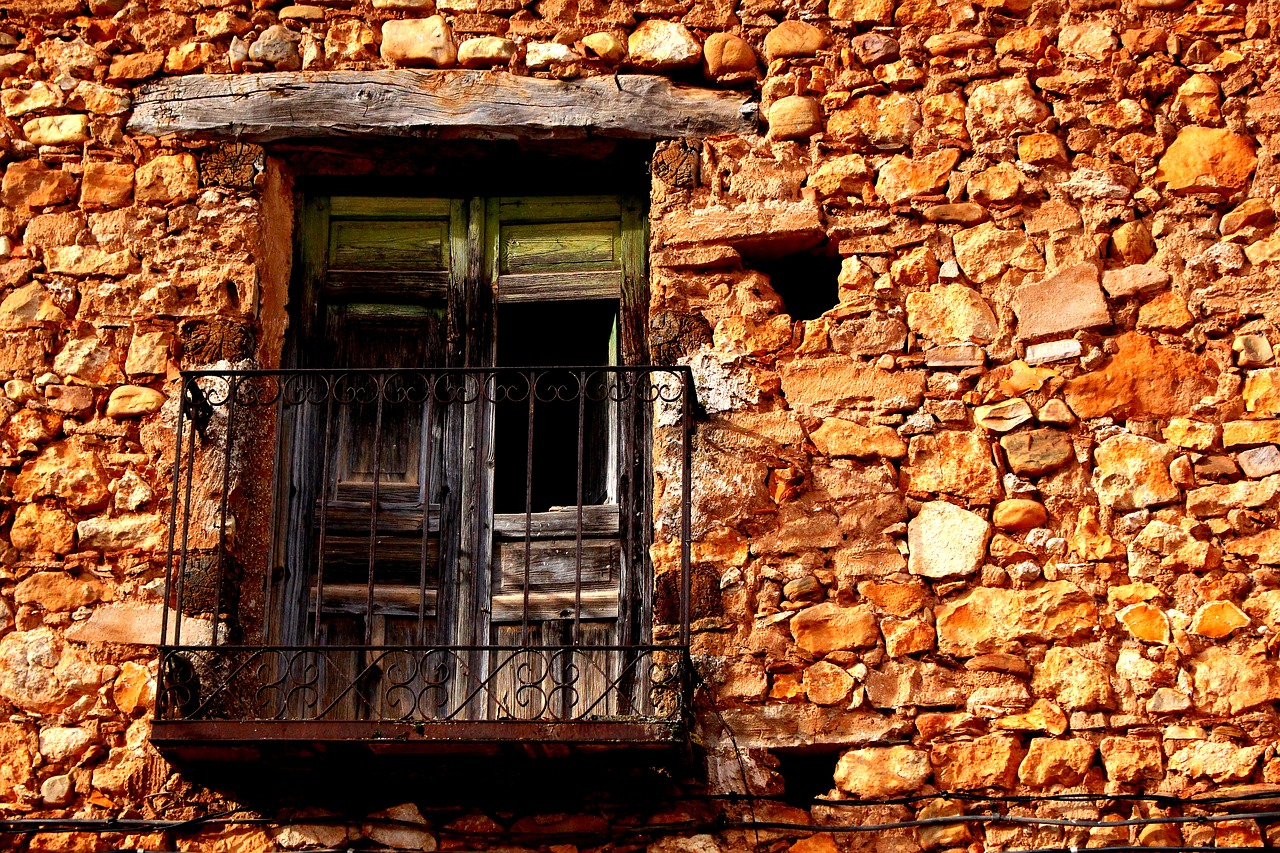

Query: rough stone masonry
[0,0,1279,850]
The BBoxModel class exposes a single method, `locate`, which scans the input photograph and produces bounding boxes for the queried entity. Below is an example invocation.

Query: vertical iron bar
[522,370,535,646]
[680,369,693,648]
[574,370,585,646]
[174,382,200,649]
[365,374,386,647]
[417,380,436,645]
[262,375,289,646]
[313,382,335,645]
[213,375,237,647]
[160,376,188,651]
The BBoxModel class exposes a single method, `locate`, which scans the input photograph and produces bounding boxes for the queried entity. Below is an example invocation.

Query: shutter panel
[311,198,462,655]
[495,196,625,303]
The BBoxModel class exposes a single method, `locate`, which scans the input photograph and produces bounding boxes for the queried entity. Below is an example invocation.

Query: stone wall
[1,0,1279,850]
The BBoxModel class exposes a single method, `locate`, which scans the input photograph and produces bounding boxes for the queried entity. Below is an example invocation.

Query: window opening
[494,299,618,514]
[753,250,842,322]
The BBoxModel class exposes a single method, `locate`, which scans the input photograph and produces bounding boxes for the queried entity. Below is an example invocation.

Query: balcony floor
[152,718,687,761]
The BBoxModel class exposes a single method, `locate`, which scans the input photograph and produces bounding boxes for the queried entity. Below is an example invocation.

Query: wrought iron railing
[159,367,694,735]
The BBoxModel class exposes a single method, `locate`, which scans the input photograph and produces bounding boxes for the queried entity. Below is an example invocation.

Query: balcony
[154,366,694,759]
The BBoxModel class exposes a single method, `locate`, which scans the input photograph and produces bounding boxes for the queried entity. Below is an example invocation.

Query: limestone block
[767,96,823,141]
[763,21,826,61]
[66,603,215,646]
[1117,603,1170,643]
[38,726,91,763]
[107,385,165,418]
[809,417,905,459]
[75,514,165,552]
[935,582,1098,656]
[830,92,920,150]
[906,283,997,344]
[1099,736,1163,782]
[325,20,378,61]
[966,77,1049,142]
[81,161,134,207]
[829,0,893,24]
[1012,263,1110,339]
[834,745,930,797]
[901,432,1001,503]
[804,661,854,706]
[907,501,990,578]
[2,82,60,117]
[2,160,76,208]
[702,33,756,84]
[23,114,90,146]
[1032,647,1115,710]
[1092,433,1179,511]
[248,24,302,70]
[992,499,1046,530]
[953,222,1027,283]
[0,282,63,329]
[124,330,172,376]
[1156,126,1257,194]
[932,735,1024,789]
[10,501,75,554]
[0,628,107,714]
[628,20,700,70]
[13,441,110,510]
[457,37,516,68]
[583,32,627,64]
[0,725,34,799]
[135,154,198,205]
[1019,737,1095,785]
[381,18,457,67]
[1191,648,1280,715]
[45,245,137,276]
[790,602,879,653]
[1063,333,1217,420]
[1190,601,1249,638]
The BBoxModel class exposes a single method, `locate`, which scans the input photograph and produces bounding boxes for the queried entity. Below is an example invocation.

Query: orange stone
[1155,126,1257,194]
[1063,332,1218,420]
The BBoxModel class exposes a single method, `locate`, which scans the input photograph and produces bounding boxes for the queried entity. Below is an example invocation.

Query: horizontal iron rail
[176,366,697,376]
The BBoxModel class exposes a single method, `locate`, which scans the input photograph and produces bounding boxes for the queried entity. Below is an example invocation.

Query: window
[157,193,694,746]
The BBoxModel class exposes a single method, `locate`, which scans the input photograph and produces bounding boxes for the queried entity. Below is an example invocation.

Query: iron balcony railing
[158,366,694,739]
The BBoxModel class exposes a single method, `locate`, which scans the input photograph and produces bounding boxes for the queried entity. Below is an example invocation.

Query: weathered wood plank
[496,271,621,302]
[501,221,619,273]
[313,583,438,617]
[494,539,619,589]
[128,71,757,141]
[329,219,449,271]
[491,588,620,621]
[492,506,619,537]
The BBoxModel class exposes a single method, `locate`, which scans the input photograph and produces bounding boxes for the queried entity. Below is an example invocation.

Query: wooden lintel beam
[128,70,758,142]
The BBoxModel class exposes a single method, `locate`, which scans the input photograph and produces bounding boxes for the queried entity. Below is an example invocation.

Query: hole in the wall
[774,748,843,807]
[751,250,842,323]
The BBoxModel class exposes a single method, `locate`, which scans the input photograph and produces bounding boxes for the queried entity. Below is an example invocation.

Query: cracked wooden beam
[128,70,759,142]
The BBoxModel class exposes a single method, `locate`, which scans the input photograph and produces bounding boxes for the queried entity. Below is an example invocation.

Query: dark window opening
[753,251,842,323]
[774,748,844,807]
[495,299,618,514]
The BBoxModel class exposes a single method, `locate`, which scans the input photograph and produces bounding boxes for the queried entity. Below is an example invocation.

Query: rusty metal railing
[158,367,693,733]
